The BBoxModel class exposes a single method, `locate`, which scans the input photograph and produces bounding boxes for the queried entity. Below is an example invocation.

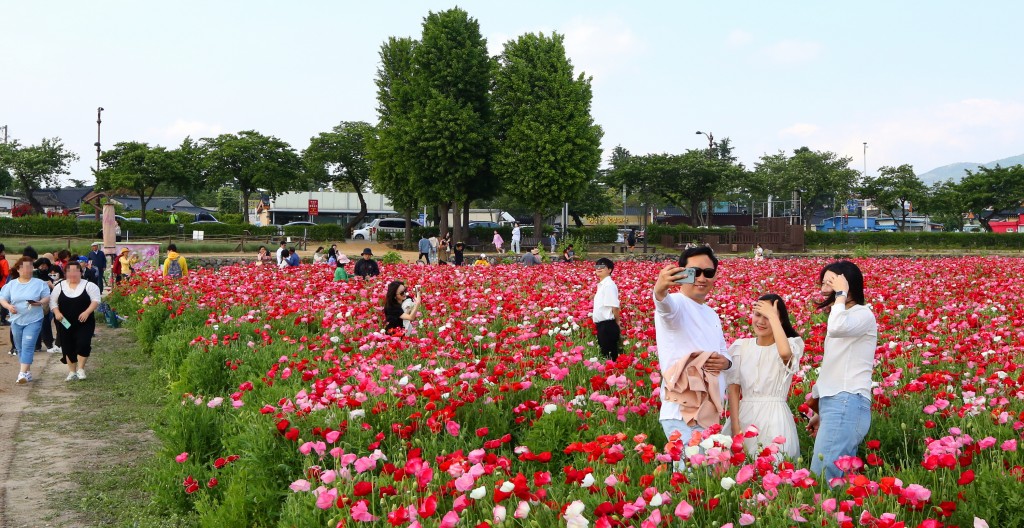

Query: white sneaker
[24,372,33,382]
[65,372,78,381]
[53,346,62,355]
[76,369,87,380]
[16,372,27,384]
[47,346,58,354]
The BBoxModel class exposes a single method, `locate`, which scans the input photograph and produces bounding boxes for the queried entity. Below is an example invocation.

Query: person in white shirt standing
[652,246,732,446]
[276,240,287,266]
[510,223,522,254]
[592,258,621,360]
[806,260,877,484]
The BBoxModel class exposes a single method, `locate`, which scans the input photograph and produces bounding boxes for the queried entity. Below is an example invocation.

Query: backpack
[167,257,184,278]
[111,257,122,274]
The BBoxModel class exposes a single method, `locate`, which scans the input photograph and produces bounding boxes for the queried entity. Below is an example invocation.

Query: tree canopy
[0,138,78,212]
[754,147,860,227]
[955,164,1024,231]
[201,131,303,219]
[96,141,185,221]
[859,164,928,231]
[304,121,375,234]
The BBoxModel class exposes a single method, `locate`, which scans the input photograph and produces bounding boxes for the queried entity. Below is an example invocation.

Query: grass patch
[47,328,196,527]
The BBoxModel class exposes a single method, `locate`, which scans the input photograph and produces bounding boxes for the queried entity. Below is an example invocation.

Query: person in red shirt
[0,244,9,325]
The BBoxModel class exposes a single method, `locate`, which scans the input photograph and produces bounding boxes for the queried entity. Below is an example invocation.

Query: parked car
[467,221,500,229]
[190,213,223,224]
[283,221,317,227]
[352,218,422,240]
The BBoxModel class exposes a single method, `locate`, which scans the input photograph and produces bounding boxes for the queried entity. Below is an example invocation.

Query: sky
[3,1,1024,185]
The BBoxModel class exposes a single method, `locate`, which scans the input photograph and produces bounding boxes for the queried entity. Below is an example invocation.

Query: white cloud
[779,123,820,138]
[726,29,753,49]
[561,16,644,79]
[154,119,224,142]
[756,39,822,65]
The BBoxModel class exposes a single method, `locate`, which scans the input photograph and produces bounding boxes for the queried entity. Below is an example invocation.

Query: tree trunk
[571,212,585,227]
[705,197,715,227]
[19,179,45,213]
[437,202,450,241]
[346,186,369,237]
[689,201,700,228]
[241,190,252,224]
[533,211,543,238]
[451,201,462,242]
[404,210,414,246]
[463,204,470,240]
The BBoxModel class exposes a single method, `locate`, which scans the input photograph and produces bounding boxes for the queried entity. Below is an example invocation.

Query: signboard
[846,199,858,213]
[417,213,426,225]
[308,199,319,216]
[192,230,204,241]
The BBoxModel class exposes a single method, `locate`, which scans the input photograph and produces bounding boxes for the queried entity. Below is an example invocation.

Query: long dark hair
[816,260,866,310]
[758,293,800,338]
[384,281,405,311]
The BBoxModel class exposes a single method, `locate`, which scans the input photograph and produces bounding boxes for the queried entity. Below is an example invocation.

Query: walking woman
[724,294,803,459]
[0,257,52,384]
[50,261,101,381]
[806,260,877,483]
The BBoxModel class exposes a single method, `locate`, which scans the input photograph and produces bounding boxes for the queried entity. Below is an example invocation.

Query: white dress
[723,336,804,459]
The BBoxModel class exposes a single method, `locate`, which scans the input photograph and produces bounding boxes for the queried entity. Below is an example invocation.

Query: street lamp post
[862,142,868,178]
[1,125,7,144]
[94,107,104,172]
[695,130,714,151]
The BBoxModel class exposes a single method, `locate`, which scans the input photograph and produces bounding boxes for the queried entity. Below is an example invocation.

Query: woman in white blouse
[50,261,101,381]
[724,294,803,459]
[806,260,877,483]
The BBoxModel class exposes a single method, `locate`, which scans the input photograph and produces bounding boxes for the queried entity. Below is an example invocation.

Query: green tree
[493,31,603,231]
[96,141,185,222]
[408,8,494,240]
[370,36,420,244]
[956,164,1024,232]
[927,180,967,232]
[754,147,860,227]
[859,164,928,231]
[304,121,374,235]
[201,131,303,221]
[0,138,79,212]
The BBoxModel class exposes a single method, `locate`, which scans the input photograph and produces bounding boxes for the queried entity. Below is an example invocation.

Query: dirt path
[0,323,149,528]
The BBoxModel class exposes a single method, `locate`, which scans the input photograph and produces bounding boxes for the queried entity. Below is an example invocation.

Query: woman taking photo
[50,261,101,381]
[724,294,803,459]
[383,280,421,335]
[0,257,52,384]
[806,260,877,483]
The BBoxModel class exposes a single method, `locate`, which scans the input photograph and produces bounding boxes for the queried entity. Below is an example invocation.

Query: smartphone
[61,317,72,329]
[27,300,42,306]
[672,267,696,285]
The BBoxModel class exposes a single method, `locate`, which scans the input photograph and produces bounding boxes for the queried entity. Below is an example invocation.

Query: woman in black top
[453,242,465,266]
[383,281,420,334]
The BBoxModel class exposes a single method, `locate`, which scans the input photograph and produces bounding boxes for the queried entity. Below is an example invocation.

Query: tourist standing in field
[652,246,732,445]
[453,242,465,266]
[592,258,621,360]
[417,235,431,264]
[1,257,51,384]
[492,231,504,254]
[313,247,326,264]
[510,223,521,254]
[276,240,287,266]
[50,261,100,381]
[354,248,380,279]
[162,244,188,278]
[723,294,803,459]
[627,228,637,253]
[438,232,451,264]
[87,242,106,291]
[806,260,877,483]
[383,281,420,334]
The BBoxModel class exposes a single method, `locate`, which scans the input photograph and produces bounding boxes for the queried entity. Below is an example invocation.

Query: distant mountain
[919,154,1024,185]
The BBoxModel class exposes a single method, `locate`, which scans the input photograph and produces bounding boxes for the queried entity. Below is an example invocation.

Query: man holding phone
[652,246,731,447]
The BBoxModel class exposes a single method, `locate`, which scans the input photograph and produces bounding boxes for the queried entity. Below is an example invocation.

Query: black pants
[595,319,621,360]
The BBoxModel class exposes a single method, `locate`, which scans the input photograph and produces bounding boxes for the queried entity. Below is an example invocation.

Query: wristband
[834,290,847,298]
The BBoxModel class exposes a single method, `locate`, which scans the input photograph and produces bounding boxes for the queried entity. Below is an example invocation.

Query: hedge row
[0,217,350,241]
[404,225,619,244]
[806,231,1024,249]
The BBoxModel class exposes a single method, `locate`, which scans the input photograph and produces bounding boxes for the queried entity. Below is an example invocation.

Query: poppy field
[110,256,1024,528]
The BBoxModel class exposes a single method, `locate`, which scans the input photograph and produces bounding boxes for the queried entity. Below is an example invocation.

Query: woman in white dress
[724,293,803,459]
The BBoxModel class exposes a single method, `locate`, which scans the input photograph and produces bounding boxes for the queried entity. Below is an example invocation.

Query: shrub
[379,251,403,265]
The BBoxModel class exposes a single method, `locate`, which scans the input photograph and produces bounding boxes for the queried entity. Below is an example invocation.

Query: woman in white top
[806,260,877,484]
[724,294,803,459]
[50,261,101,381]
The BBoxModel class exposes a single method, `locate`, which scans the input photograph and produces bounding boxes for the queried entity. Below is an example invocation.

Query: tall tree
[370,36,420,244]
[859,164,928,231]
[202,131,303,220]
[0,138,78,212]
[407,8,494,239]
[753,147,860,227]
[96,142,184,222]
[493,31,603,231]
[304,121,375,235]
[956,164,1024,232]
[927,180,967,232]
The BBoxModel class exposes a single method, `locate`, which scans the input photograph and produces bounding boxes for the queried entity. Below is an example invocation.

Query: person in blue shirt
[0,256,52,384]
[287,247,301,267]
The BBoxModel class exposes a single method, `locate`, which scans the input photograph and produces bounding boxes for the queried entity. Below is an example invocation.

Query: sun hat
[337,254,350,264]
[91,241,100,247]
[120,247,130,254]
[480,254,486,258]
[361,248,373,256]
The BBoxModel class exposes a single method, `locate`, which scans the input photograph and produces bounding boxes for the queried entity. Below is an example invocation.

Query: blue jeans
[12,319,43,366]
[811,392,871,482]
[661,419,705,446]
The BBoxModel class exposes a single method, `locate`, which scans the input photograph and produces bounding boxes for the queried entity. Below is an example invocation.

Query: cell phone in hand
[672,267,696,285]
[61,317,71,329]
[27,300,42,306]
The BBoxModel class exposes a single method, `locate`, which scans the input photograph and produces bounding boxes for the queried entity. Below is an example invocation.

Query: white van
[352,218,422,240]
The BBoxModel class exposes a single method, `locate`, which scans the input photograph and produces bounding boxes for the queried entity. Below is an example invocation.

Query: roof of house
[109,195,213,215]
[15,186,95,210]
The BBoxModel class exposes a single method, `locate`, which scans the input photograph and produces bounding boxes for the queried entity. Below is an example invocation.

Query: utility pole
[94,107,104,172]
[1,125,7,144]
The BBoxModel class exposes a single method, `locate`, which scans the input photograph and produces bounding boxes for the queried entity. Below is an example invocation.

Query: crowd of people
[0,244,105,384]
